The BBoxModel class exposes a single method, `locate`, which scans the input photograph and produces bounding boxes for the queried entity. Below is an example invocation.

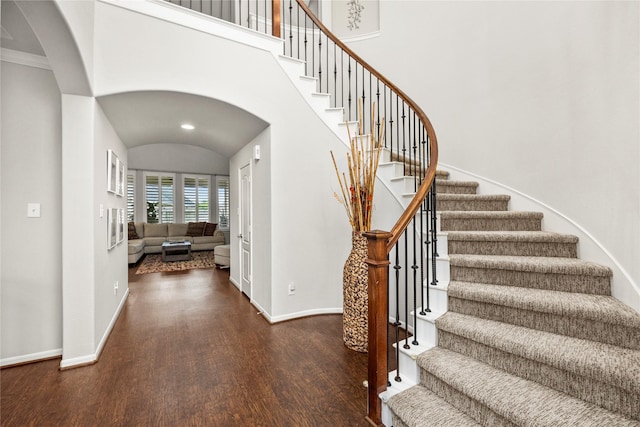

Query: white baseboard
[59,353,97,369]
[229,276,241,290]
[95,288,130,360]
[269,307,343,324]
[250,299,272,322]
[60,288,130,369]
[0,348,62,367]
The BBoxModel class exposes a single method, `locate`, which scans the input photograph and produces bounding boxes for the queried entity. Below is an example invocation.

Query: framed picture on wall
[117,208,125,244]
[116,158,125,197]
[108,208,118,249]
[107,150,118,194]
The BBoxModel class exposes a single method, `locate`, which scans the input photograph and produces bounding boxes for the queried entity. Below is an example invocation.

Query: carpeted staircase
[387,172,640,426]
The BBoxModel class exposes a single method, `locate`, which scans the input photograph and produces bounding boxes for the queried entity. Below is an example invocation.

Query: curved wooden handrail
[293,0,439,254]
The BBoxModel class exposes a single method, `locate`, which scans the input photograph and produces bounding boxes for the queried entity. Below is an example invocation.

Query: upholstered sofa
[128,222,225,264]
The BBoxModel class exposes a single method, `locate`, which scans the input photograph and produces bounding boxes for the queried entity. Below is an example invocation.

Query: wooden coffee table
[161,241,192,262]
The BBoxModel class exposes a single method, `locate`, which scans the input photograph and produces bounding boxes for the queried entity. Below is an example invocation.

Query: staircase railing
[162,1,439,424]
[281,3,439,425]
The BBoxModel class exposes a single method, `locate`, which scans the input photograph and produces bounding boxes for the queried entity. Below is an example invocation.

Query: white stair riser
[377,162,406,181]
[424,257,450,288]
[421,286,448,312]
[277,55,306,79]
[307,93,331,113]
[324,108,345,123]
[390,176,420,194]
[412,317,438,347]
[296,76,318,94]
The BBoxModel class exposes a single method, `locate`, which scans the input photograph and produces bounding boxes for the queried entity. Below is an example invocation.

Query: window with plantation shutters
[183,175,209,223]
[144,172,175,223]
[216,176,230,230]
[127,173,135,221]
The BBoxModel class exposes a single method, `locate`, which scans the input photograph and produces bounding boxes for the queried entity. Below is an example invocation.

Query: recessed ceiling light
[181,123,195,130]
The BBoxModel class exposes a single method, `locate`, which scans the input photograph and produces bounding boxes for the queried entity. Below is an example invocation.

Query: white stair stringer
[380,371,416,427]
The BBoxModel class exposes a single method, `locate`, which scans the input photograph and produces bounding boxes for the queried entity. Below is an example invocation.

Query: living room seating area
[128,222,225,264]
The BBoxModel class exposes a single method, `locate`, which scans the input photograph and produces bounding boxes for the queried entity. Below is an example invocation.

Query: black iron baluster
[288,0,293,55]
[303,15,308,74]
[318,32,322,93]
[347,58,352,121]
[393,245,401,382]
[403,229,410,350]
[420,196,429,315]
[430,182,438,287]
[361,65,366,134]
[401,101,406,175]
[333,43,338,108]
[355,62,358,123]
[411,215,419,346]
[389,88,397,154]
[376,79,381,143]
[340,50,344,110]
[326,32,329,98]
[296,1,300,56]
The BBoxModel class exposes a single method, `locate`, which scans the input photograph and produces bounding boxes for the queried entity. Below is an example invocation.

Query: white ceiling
[2,1,269,158]
[97,91,269,157]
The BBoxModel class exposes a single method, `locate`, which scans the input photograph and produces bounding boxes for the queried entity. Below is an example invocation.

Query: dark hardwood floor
[1,264,374,426]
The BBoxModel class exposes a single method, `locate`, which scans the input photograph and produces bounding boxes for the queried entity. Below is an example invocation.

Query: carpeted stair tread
[436,179,479,194]
[439,211,543,231]
[437,194,510,201]
[440,211,543,220]
[436,194,511,211]
[436,170,450,179]
[387,385,481,427]
[446,231,578,257]
[447,281,640,349]
[435,312,640,395]
[448,281,640,328]
[417,347,640,426]
[449,254,612,276]
[447,230,578,244]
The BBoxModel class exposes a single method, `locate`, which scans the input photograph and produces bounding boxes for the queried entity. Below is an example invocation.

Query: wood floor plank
[1,266,373,426]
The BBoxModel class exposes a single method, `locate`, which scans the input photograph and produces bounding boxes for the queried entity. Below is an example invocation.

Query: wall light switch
[27,203,41,218]
[99,204,104,218]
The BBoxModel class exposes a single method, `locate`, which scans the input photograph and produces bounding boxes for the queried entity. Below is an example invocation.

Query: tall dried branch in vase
[331,102,386,232]
[331,102,385,353]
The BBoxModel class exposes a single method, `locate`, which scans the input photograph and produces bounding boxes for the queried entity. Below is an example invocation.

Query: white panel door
[240,164,252,298]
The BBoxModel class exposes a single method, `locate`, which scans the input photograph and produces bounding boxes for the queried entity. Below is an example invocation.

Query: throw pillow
[186,222,206,237]
[203,222,217,236]
[128,222,139,240]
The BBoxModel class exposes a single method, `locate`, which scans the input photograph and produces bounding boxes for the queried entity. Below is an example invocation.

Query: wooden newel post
[363,230,392,426]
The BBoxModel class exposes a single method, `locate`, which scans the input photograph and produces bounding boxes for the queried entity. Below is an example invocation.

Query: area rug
[135,251,217,274]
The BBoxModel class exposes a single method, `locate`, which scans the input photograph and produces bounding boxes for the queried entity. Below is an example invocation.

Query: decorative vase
[343,231,369,352]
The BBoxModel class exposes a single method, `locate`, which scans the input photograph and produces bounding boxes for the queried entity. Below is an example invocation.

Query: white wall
[347,1,640,310]
[92,0,351,320]
[0,60,63,364]
[93,103,128,352]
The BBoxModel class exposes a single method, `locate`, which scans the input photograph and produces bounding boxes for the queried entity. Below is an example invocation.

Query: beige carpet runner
[387,172,640,426]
